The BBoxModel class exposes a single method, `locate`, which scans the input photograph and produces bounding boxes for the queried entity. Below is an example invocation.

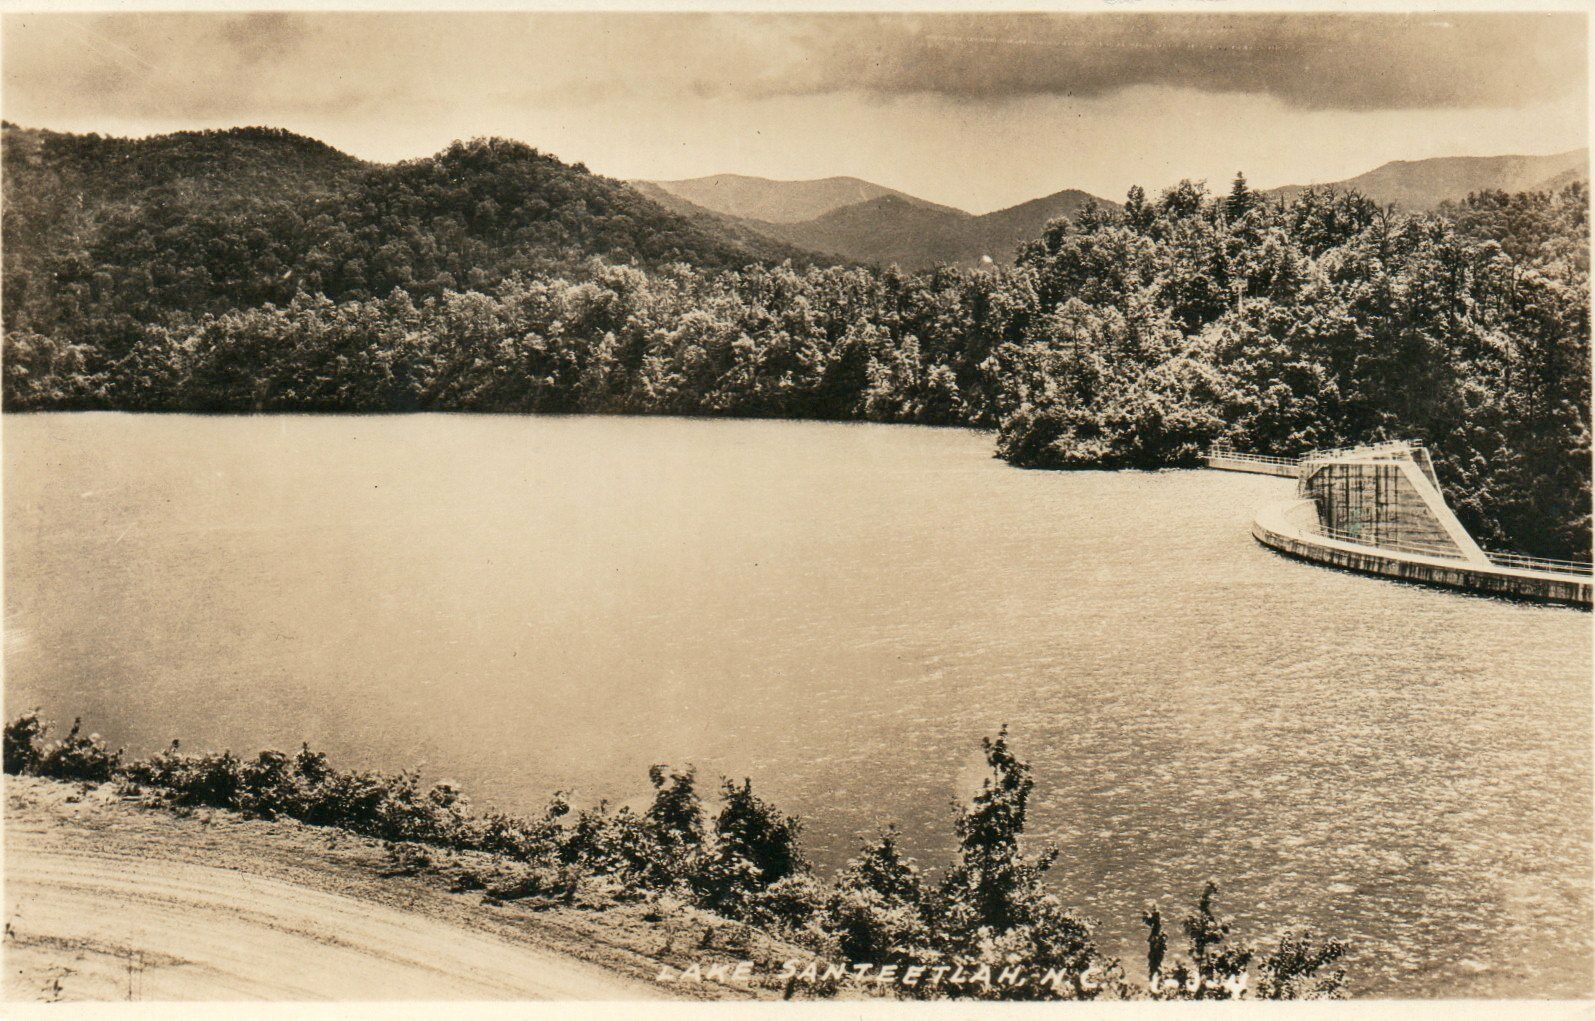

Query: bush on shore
[5,711,121,782]
[3,709,1346,1000]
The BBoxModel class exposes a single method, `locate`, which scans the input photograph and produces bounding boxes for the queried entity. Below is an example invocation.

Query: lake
[5,413,1590,996]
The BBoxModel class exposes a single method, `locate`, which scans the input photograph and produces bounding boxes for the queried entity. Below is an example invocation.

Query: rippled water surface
[6,414,1591,996]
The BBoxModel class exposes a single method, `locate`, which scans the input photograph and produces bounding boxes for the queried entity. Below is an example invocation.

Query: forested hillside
[1,125,821,365]
[994,180,1590,560]
[4,126,1589,560]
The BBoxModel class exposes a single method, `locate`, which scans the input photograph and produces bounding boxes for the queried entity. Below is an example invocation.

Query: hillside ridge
[1,123,827,355]
[1266,148,1589,209]
[641,172,962,224]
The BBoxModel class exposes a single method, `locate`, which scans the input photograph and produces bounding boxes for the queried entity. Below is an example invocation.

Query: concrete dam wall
[1208,441,1592,607]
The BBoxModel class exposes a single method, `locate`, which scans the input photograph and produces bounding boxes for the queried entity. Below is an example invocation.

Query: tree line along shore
[4,711,1348,1001]
[3,127,1589,562]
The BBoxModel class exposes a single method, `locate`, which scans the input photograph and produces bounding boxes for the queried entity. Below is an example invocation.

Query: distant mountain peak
[1266,149,1589,209]
[638,174,966,224]
[633,145,1589,269]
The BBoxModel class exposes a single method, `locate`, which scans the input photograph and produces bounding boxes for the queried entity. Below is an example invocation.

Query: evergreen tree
[1227,172,1255,219]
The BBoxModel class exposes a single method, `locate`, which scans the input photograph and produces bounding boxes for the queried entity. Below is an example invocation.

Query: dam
[1210,441,1593,607]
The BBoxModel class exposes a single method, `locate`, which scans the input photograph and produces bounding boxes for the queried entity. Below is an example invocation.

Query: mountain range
[636,178,1116,270]
[3,121,1586,329]
[642,148,1589,269]
[1266,149,1588,210]
[639,174,960,223]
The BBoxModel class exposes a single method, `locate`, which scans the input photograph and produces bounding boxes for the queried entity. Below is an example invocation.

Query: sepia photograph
[0,2,1590,1011]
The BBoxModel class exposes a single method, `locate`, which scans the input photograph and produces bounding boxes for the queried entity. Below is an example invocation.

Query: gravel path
[4,778,668,1001]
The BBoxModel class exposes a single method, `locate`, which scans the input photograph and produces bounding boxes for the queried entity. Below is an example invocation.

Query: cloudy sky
[3,10,1587,213]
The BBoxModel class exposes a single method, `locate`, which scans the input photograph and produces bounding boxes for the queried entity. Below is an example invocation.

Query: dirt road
[4,779,668,1001]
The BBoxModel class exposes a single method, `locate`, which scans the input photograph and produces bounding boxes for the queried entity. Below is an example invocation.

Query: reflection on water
[5,413,1590,996]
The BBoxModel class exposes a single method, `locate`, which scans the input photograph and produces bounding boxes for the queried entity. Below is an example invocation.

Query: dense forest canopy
[3,126,1589,560]
[1,124,823,359]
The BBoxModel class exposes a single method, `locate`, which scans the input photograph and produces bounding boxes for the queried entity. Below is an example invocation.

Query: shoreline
[3,776,817,1002]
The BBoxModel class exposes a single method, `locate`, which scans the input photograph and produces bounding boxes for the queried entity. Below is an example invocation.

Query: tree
[1227,172,1255,219]
[926,728,1111,1000]
[1143,883,1346,1000]
[825,827,931,965]
[692,777,807,914]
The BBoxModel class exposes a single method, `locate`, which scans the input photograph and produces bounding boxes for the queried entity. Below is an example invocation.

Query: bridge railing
[1205,447,1299,468]
[1301,439,1425,463]
[1306,523,1595,576]
[1482,551,1595,576]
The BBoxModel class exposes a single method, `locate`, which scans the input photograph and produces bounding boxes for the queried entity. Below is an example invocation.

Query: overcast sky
[3,11,1587,213]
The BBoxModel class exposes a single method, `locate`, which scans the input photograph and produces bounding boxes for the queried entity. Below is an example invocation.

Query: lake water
[5,413,1590,997]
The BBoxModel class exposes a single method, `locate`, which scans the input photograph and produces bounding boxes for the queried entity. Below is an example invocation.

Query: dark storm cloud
[3,10,1584,128]
[4,13,414,122]
[738,12,1586,111]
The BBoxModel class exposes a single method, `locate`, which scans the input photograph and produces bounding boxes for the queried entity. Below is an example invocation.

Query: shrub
[824,887,928,968]
[968,894,1113,1000]
[744,872,828,934]
[825,828,929,965]
[1175,881,1254,999]
[555,767,708,889]
[373,772,474,845]
[564,801,659,878]
[1254,929,1348,999]
[837,827,923,905]
[919,727,1116,1000]
[638,764,705,885]
[690,843,767,916]
[3,710,46,774]
[474,795,568,863]
[484,862,582,904]
[1142,883,1346,1000]
[645,765,704,846]
[297,766,388,830]
[123,742,242,807]
[235,750,305,818]
[694,777,806,913]
[34,717,121,782]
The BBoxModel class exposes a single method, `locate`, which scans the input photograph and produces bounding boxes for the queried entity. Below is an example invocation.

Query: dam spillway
[1209,441,1593,607]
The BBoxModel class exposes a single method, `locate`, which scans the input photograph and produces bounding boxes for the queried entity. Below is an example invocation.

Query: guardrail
[1306,523,1595,576]
[1302,439,1426,461]
[1482,551,1595,576]
[1205,447,1299,467]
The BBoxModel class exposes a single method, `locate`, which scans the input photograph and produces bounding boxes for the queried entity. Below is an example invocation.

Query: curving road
[4,784,665,1001]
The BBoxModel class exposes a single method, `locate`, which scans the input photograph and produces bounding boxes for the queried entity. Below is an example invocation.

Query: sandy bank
[3,776,807,1002]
